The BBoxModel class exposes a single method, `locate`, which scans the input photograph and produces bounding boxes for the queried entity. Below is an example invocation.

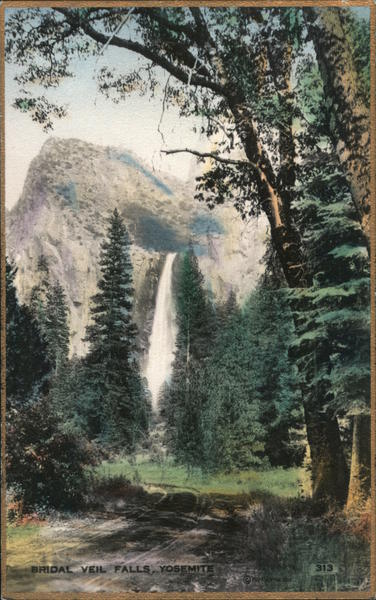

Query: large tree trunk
[306,8,370,241]
[346,414,371,509]
[304,404,349,505]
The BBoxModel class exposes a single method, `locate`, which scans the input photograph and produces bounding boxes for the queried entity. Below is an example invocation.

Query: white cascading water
[145,252,177,411]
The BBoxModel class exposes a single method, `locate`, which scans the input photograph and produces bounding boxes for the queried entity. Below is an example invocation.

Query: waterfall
[145,252,177,411]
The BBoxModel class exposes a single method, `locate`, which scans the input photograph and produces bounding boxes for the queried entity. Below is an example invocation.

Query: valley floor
[5,463,371,594]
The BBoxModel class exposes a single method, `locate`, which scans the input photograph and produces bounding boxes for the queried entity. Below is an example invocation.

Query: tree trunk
[306,8,370,241]
[304,404,349,505]
[346,414,371,509]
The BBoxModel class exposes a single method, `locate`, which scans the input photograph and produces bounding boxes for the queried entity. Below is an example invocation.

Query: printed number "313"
[309,563,338,576]
[315,564,335,573]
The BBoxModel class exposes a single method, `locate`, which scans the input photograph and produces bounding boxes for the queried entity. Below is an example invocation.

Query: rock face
[6,137,266,358]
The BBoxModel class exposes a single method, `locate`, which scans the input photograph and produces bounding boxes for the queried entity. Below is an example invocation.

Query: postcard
[1,2,374,598]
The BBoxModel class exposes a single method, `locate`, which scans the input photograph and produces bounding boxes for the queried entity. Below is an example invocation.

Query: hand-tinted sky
[5,12,203,209]
[5,6,370,210]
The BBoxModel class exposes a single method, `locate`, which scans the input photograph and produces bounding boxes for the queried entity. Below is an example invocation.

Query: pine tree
[201,305,267,473]
[44,281,70,373]
[42,281,71,418]
[161,247,215,470]
[291,152,370,507]
[216,288,241,330]
[85,208,149,448]
[6,258,50,407]
[201,286,304,473]
[243,287,305,467]
[292,51,370,502]
[175,245,215,362]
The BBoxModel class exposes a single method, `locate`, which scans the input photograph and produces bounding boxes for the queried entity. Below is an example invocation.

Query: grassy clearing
[7,523,41,544]
[93,455,309,498]
[6,518,94,571]
[6,523,43,568]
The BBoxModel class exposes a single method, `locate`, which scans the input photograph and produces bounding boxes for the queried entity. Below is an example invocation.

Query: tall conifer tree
[85,209,149,447]
[6,258,50,407]
[45,281,70,373]
[291,154,370,507]
[161,247,214,469]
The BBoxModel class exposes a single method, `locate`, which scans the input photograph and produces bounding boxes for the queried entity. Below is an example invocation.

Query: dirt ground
[6,491,263,594]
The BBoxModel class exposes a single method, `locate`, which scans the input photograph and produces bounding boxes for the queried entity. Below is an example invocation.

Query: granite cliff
[6,137,266,359]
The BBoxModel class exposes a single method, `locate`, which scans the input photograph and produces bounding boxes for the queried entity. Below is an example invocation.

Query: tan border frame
[0,1,375,598]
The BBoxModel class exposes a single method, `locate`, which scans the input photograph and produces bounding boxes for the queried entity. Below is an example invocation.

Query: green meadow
[93,456,310,499]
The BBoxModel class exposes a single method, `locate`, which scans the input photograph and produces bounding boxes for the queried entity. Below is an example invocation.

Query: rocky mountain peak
[7,137,267,357]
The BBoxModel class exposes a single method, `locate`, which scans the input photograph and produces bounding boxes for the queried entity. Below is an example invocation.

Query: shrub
[6,396,98,511]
